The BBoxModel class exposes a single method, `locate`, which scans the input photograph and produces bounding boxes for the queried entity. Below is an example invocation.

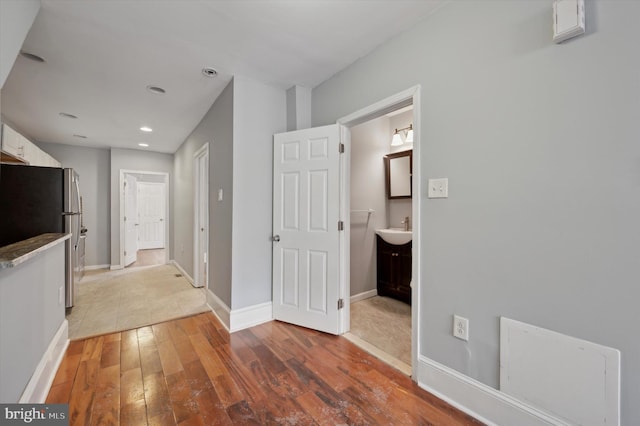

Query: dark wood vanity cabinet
[376,235,412,305]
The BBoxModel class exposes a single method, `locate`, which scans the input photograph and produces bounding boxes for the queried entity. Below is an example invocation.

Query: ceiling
[1,0,443,154]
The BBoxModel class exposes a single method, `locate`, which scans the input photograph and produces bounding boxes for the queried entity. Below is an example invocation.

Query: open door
[272,124,344,335]
[194,144,209,288]
[123,174,138,266]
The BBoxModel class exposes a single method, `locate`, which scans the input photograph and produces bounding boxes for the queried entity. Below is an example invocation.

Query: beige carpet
[67,264,208,340]
[350,296,412,366]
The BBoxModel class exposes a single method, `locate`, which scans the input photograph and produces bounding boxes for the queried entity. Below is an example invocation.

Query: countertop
[0,233,71,269]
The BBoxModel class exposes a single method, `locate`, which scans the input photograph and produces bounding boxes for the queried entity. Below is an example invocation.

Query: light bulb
[391,132,403,146]
[405,129,414,144]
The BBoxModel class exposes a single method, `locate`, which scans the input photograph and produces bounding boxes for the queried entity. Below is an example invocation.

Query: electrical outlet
[453,315,469,341]
[59,286,64,305]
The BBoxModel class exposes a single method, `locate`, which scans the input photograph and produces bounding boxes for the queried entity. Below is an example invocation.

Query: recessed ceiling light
[146,85,166,95]
[140,126,153,132]
[59,112,78,119]
[138,143,149,147]
[20,50,46,63]
[73,134,88,139]
[202,67,218,78]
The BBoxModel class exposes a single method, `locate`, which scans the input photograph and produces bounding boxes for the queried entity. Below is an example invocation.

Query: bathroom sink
[375,228,412,245]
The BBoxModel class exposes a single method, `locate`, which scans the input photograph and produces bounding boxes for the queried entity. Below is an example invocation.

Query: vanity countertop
[0,233,71,269]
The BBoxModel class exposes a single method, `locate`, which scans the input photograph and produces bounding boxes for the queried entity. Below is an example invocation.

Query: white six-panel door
[272,124,342,334]
[137,182,166,249]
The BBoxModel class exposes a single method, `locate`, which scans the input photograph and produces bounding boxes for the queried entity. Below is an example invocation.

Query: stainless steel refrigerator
[0,164,86,307]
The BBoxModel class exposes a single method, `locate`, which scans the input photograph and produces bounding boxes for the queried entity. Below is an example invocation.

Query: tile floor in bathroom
[67,262,208,340]
[348,295,412,374]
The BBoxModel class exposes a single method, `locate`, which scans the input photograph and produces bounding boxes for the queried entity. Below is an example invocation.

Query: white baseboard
[170,260,195,286]
[84,264,110,271]
[109,264,123,271]
[206,288,230,332]
[204,288,273,333]
[230,302,273,333]
[350,289,377,303]
[416,355,568,426]
[19,320,69,403]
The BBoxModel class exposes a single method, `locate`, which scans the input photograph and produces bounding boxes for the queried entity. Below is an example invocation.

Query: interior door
[272,124,343,335]
[194,145,209,288]
[124,174,138,266]
[137,182,166,249]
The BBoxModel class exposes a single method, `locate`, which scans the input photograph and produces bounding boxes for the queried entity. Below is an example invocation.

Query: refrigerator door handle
[73,178,82,248]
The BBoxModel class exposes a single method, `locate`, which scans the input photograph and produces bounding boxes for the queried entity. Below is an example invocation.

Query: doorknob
[272,235,280,242]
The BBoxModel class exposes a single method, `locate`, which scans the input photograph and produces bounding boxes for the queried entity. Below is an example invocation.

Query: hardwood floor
[47,312,483,425]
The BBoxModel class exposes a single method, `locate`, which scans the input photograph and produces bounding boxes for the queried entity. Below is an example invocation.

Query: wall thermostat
[553,0,585,44]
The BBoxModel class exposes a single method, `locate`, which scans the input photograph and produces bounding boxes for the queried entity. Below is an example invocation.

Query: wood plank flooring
[47,312,483,425]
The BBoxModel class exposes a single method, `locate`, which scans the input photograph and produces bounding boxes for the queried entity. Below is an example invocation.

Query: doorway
[338,86,421,377]
[346,105,414,374]
[119,170,170,269]
[271,86,421,376]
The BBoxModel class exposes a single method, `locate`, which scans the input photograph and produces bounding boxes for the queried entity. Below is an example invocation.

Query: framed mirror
[384,150,412,199]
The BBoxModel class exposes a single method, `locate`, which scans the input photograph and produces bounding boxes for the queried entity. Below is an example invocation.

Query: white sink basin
[375,228,412,245]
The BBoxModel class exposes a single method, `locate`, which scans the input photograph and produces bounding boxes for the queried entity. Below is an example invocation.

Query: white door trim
[337,85,422,378]
[118,169,170,269]
[193,143,209,288]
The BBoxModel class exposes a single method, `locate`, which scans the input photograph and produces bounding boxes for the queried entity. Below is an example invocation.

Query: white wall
[231,76,286,310]
[37,142,110,267]
[312,1,640,424]
[0,0,40,89]
[173,80,234,306]
[349,116,389,297]
[110,148,173,267]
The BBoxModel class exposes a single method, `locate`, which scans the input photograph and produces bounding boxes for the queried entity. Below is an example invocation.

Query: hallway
[67,264,208,339]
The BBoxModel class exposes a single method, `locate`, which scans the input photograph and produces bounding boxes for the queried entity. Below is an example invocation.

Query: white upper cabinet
[1,124,61,167]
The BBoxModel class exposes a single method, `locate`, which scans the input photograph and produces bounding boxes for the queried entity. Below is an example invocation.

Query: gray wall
[231,76,286,310]
[312,1,640,424]
[0,242,65,401]
[173,80,234,307]
[110,148,173,266]
[349,116,389,297]
[37,142,110,267]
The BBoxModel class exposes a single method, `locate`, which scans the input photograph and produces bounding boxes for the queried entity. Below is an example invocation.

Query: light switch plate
[553,0,585,43]
[217,189,223,201]
[428,178,448,198]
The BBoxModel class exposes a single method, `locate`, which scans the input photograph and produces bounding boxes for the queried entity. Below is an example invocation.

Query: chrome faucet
[402,216,410,231]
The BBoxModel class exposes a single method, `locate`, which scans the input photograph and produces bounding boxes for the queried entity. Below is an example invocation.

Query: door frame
[193,143,209,288]
[118,169,170,269]
[337,85,422,376]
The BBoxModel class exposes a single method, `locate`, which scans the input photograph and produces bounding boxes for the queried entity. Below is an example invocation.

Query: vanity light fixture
[391,124,413,146]
[138,143,149,147]
[140,126,153,132]
[405,125,414,144]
